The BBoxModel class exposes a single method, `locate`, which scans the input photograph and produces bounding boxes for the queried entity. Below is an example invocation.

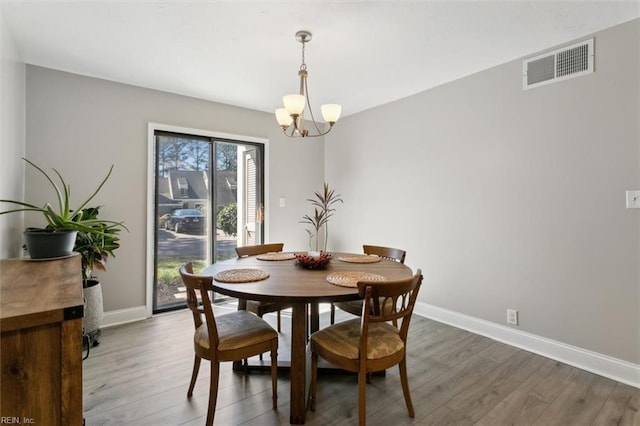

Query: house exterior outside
[157,169,237,220]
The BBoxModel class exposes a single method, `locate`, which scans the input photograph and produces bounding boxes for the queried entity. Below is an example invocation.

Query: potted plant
[300,183,343,254]
[73,206,127,347]
[0,158,122,259]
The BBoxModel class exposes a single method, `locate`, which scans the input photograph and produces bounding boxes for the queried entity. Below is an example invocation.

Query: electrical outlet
[507,309,518,326]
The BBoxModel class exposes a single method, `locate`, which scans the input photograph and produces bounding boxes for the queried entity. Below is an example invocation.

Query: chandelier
[275,30,342,138]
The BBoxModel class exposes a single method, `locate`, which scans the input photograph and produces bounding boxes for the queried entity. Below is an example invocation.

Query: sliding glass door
[153,131,264,312]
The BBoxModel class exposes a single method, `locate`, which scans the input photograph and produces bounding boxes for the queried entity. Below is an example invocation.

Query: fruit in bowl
[294,252,332,270]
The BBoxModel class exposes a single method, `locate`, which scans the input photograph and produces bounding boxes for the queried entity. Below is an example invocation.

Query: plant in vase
[0,158,127,350]
[300,182,343,256]
[304,229,315,253]
[73,206,127,348]
[0,158,124,259]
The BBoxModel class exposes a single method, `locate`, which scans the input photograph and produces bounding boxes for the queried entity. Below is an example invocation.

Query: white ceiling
[2,1,639,118]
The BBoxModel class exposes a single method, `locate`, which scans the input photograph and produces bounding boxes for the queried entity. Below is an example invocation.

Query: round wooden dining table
[202,252,412,424]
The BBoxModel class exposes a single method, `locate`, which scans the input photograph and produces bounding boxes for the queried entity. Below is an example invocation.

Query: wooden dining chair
[180,263,279,426]
[330,244,407,324]
[235,243,292,332]
[310,270,423,426]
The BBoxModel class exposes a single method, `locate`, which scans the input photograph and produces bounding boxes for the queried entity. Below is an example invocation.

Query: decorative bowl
[294,252,332,270]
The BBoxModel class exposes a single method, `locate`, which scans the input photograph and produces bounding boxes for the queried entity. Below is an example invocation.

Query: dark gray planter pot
[23,229,77,259]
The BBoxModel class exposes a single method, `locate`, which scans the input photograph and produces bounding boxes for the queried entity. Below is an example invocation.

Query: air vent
[523,38,594,90]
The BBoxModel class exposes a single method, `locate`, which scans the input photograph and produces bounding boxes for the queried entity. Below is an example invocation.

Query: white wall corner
[413,302,640,389]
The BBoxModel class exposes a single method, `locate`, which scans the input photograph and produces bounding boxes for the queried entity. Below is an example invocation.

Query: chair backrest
[179,262,218,350]
[363,244,406,264]
[235,243,284,258]
[357,269,422,340]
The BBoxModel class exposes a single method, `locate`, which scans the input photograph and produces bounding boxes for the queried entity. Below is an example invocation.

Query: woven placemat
[326,271,387,288]
[256,252,296,261]
[336,254,382,264]
[214,268,269,283]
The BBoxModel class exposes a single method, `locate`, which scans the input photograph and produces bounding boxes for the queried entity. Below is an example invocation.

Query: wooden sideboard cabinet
[0,254,84,425]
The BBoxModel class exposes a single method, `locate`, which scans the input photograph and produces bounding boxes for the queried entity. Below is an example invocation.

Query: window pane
[155,135,211,311]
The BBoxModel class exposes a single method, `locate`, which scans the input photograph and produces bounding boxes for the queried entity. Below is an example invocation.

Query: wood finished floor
[83,304,640,425]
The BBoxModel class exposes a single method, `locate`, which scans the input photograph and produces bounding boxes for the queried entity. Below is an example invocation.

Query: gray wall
[23,66,324,312]
[4,14,638,366]
[0,6,25,259]
[325,19,639,364]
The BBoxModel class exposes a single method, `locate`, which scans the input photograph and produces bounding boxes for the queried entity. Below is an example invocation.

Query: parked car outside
[165,209,205,234]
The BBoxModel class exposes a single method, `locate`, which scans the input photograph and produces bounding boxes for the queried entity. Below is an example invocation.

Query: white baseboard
[102,305,148,328]
[414,302,640,389]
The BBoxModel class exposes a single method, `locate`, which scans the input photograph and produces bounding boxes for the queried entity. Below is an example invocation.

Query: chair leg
[277,311,282,332]
[310,352,318,411]
[270,340,278,410]
[259,312,265,361]
[330,303,335,324]
[398,357,415,417]
[187,354,201,397]
[358,367,367,426]
[306,305,310,342]
[206,361,220,426]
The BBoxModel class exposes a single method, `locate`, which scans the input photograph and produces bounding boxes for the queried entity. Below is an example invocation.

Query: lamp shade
[275,108,293,127]
[283,94,306,115]
[321,104,342,124]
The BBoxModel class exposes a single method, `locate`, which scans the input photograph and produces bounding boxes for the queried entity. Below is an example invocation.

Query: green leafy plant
[217,203,237,236]
[1,158,127,267]
[300,183,343,251]
[72,206,127,284]
[0,158,124,234]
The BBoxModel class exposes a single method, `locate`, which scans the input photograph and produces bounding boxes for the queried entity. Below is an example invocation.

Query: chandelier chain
[300,39,307,71]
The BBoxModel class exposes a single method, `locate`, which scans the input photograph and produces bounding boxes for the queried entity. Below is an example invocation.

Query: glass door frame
[146,123,269,318]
